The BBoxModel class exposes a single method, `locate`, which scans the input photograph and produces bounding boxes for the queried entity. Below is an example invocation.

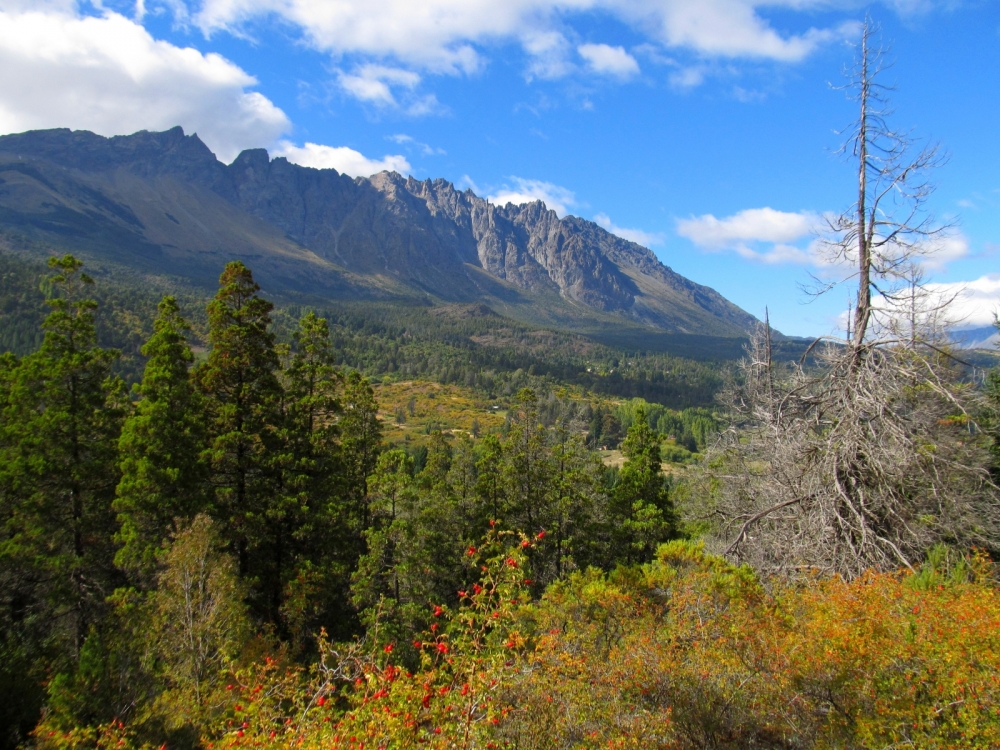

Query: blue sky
[0,0,997,336]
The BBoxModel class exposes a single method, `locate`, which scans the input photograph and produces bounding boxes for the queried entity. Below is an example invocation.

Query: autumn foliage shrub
[36,538,1000,749]
[500,542,1000,749]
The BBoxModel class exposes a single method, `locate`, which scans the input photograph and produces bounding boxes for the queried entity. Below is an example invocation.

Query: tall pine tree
[115,296,208,585]
[196,262,281,598]
[610,407,675,564]
[340,371,382,532]
[0,255,125,652]
[0,256,124,745]
[273,312,347,639]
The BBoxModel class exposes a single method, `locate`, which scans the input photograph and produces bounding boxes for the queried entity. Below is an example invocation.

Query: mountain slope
[0,127,758,338]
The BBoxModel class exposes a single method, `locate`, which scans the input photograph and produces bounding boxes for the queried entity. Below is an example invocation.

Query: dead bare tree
[816,20,949,348]
[706,20,1000,578]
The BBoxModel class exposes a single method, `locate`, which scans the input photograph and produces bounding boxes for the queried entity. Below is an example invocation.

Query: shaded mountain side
[0,126,761,342]
[0,248,738,407]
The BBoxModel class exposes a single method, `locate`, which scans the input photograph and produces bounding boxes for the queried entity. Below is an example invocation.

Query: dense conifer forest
[2,253,1000,749]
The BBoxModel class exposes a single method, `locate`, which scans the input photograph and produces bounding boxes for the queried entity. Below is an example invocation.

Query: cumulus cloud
[335,64,444,115]
[578,43,639,78]
[187,0,859,80]
[676,207,833,264]
[846,275,1000,336]
[920,275,1000,328]
[594,213,663,246]
[337,65,419,105]
[677,207,823,248]
[272,141,411,177]
[488,177,576,217]
[0,7,289,162]
[678,205,972,272]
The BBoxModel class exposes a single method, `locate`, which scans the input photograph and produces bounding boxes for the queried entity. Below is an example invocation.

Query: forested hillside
[2,253,999,750]
[0,250,731,407]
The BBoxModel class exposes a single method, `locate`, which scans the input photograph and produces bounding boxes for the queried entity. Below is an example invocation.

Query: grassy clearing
[373,380,507,447]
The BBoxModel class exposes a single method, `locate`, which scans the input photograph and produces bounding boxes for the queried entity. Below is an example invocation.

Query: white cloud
[669,66,707,89]
[677,207,823,248]
[337,67,413,106]
[578,43,639,78]
[626,4,852,62]
[921,276,1000,328]
[676,207,832,264]
[272,140,411,177]
[0,8,289,162]
[677,204,975,286]
[387,133,445,155]
[336,64,444,115]
[915,233,970,271]
[187,0,860,80]
[523,30,574,80]
[594,213,663,246]
[488,177,576,217]
[849,275,1000,335]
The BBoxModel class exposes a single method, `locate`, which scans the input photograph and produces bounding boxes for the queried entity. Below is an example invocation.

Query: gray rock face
[0,127,758,336]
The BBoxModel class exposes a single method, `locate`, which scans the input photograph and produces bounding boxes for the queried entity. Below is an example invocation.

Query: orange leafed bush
[500,542,1000,749]
[38,540,1000,750]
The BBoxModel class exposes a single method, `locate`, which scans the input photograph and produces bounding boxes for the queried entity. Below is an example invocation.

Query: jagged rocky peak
[0,127,761,337]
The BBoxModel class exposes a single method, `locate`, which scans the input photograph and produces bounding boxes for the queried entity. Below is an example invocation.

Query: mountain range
[0,126,759,341]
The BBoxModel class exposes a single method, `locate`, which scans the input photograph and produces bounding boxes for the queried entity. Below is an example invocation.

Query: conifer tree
[115,296,207,585]
[416,430,452,492]
[474,434,504,523]
[340,371,382,531]
[544,427,602,579]
[0,257,133,745]
[449,433,483,534]
[273,312,347,638]
[351,449,433,651]
[611,407,675,564]
[196,262,281,585]
[501,389,552,533]
[0,255,124,657]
